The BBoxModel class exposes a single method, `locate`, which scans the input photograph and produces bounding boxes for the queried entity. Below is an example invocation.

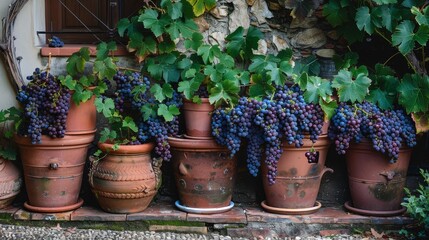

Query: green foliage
[61,42,118,104]
[120,0,198,61]
[402,169,429,236]
[187,0,216,17]
[0,107,21,161]
[332,66,371,103]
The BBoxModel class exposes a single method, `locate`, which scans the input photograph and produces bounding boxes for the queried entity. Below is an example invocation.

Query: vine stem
[375,29,418,73]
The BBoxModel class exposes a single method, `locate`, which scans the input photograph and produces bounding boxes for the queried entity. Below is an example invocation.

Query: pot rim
[168,136,227,150]
[14,134,95,146]
[97,141,154,154]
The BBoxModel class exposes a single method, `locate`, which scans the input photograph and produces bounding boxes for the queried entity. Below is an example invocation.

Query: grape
[48,36,64,48]
[305,150,319,164]
[17,68,71,143]
[328,101,417,162]
[211,85,325,184]
[111,71,181,161]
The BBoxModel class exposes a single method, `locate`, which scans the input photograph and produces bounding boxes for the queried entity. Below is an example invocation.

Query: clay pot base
[183,134,213,140]
[24,198,84,213]
[261,200,322,215]
[344,201,406,217]
[175,200,234,214]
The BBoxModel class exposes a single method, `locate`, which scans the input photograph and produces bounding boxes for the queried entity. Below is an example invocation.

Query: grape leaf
[59,75,76,90]
[66,47,90,75]
[166,21,180,40]
[398,74,429,113]
[225,27,244,58]
[141,104,157,121]
[117,18,130,37]
[412,6,429,25]
[0,147,16,161]
[178,80,200,99]
[411,112,429,133]
[150,84,165,102]
[249,74,275,98]
[356,6,374,34]
[96,42,117,61]
[123,116,138,132]
[94,58,117,80]
[177,19,199,38]
[167,1,183,20]
[414,25,429,45]
[158,39,176,53]
[332,68,371,103]
[209,80,240,107]
[184,32,203,50]
[139,9,168,37]
[368,88,394,109]
[95,97,115,118]
[72,85,93,105]
[392,20,415,54]
[158,104,180,121]
[187,0,216,17]
[197,45,221,64]
[319,98,338,121]
[248,55,267,73]
[99,128,117,143]
[323,0,350,27]
[303,76,333,103]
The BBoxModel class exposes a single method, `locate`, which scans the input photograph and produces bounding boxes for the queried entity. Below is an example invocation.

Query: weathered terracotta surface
[66,92,96,135]
[90,142,161,214]
[345,139,412,211]
[0,158,22,209]
[15,134,94,211]
[182,98,215,138]
[262,134,331,209]
[169,137,237,209]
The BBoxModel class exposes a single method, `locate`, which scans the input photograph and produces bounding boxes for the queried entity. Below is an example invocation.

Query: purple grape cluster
[211,85,325,184]
[112,71,181,161]
[328,101,417,163]
[305,150,319,163]
[48,36,64,47]
[17,68,71,143]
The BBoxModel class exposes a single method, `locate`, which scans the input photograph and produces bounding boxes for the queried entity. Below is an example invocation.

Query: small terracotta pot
[66,90,96,135]
[262,134,331,209]
[15,134,94,212]
[0,158,22,209]
[345,139,412,212]
[169,137,237,209]
[182,98,215,139]
[89,142,162,214]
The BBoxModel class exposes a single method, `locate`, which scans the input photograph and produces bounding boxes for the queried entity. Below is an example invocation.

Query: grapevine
[211,85,324,184]
[328,101,417,163]
[17,68,71,144]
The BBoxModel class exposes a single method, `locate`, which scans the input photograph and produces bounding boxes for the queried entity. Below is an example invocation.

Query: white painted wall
[0,0,45,109]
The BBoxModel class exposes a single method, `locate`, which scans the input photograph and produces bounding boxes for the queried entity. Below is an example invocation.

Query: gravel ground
[0,224,377,240]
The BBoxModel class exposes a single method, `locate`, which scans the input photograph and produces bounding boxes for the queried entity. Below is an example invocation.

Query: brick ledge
[40,44,131,57]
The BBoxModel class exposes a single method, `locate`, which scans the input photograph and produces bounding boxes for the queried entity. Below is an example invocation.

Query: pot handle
[0,159,5,172]
[321,167,334,176]
[88,156,99,187]
[152,157,163,191]
[379,171,396,181]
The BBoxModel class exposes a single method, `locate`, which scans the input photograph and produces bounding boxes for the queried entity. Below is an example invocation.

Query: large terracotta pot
[15,134,94,212]
[262,134,332,210]
[66,92,96,135]
[345,139,412,212]
[182,98,215,139]
[0,158,22,209]
[168,137,238,209]
[89,142,162,214]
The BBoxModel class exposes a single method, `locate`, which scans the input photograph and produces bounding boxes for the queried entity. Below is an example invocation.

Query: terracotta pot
[0,158,22,209]
[182,98,215,139]
[345,139,412,211]
[89,142,161,214]
[66,91,96,135]
[15,134,94,212]
[169,137,238,209]
[262,134,331,209]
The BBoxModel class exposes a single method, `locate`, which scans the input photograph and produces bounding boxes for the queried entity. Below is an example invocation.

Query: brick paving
[0,200,414,238]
